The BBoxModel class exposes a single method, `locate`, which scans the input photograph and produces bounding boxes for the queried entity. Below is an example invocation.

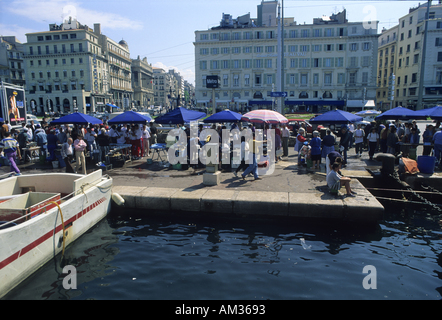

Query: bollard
[376,153,396,175]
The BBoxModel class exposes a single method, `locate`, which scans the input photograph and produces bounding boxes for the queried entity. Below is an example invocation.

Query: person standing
[233,135,249,177]
[149,122,157,146]
[295,128,306,165]
[281,124,290,157]
[142,124,151,157]
[338,125,351,165]
[387,126,399,155]
[73,135,87,175]
[367,127,380,160]
[0,131,21,175]
[96,128,110,164]
[61,138,75,173]
[241,137,260,181]
[309,131,322,170]
[17,127,29,161]
[354,124,365,157]
[321,129,335,160]
[423,124,435,156]
[433,125,442,168]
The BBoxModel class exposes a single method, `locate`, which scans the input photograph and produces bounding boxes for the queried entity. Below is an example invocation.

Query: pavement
[1,120,438,196]
[0,141,382,193]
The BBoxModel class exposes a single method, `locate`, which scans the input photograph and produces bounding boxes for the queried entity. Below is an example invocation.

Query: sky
[0,0,427,86]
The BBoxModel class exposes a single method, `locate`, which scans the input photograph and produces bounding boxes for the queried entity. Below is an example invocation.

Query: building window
[324,73,332,85]
[223,74,228,86]
[349,72,357,85]
[244,74,250,86]
[300,73,308,86]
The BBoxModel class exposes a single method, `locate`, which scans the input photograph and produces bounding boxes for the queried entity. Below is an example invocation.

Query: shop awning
[284,100,345,106]
[248,100,273,105]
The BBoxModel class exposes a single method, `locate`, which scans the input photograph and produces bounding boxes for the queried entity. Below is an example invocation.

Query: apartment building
[23,17,110,114]
[378,2,442,110]
[95,26,133,110]
[153,67,171,108]
[0,36,25,87]
[131,55,154,109]
[194,1,379,113]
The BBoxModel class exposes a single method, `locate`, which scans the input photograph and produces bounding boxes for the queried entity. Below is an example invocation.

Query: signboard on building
[206,75,220,89]
[0,83,26,128]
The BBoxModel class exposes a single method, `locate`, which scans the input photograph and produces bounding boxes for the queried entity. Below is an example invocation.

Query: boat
[0,170,113,298]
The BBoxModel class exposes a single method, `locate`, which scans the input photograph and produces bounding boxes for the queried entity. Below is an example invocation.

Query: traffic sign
[270,92,287,97]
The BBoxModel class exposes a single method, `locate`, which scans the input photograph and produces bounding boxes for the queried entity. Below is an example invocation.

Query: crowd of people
[0,118,159,175]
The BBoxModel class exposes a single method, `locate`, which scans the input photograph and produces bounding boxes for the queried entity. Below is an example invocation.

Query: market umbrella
[155,107,206,124]
[355,110,381,116]
[108,110,152,124]
[375,107,418,121]
[309,110,362,125]
[203,110,242,123]
[106,103,120,109]
[50,112,102,125]
[241,109,288,124]
[413,106,442,120]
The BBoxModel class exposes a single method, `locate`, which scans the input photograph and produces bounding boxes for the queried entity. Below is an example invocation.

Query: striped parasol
[241,109,288,124]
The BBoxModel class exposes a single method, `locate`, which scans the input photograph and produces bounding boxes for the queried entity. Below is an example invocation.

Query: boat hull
[0,173,112,299]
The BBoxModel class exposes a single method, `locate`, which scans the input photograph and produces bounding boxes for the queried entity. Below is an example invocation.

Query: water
[3,209,442,300]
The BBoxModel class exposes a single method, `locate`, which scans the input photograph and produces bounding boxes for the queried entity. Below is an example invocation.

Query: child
[327,162,356,197]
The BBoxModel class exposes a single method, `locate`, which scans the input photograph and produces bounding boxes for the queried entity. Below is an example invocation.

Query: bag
[402,157,419,174]
[276,148,283,157]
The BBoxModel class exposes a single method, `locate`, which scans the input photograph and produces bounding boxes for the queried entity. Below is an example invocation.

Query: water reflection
[3,209,442,300]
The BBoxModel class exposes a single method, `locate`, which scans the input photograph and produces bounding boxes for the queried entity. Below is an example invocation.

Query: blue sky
[0,0,424,85]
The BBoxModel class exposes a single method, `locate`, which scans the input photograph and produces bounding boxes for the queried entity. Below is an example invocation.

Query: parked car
[287,119,324,135]
[26,114,41,126]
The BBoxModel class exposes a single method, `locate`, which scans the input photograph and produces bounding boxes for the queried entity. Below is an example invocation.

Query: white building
[23,17,110,114]
[379,2,442,110]
[194,1,379,113]
[0,36,25,87]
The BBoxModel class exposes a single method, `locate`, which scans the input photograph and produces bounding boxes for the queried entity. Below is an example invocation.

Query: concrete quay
[107,145,385,224]
[0,141,388,224]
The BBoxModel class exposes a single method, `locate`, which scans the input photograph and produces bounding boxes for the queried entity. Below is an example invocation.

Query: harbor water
[3,206,442,300]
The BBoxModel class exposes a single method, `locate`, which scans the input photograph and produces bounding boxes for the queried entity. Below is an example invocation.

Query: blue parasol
[108,111,152,124]
[375,107,418,121]
[309,110,362,125]
[413,106,442,120]
[50,112,102,125]
[155,107,206,124]
[203,110,242,123]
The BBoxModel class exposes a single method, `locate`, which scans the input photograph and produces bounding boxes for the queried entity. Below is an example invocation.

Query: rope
[47,201,66,259]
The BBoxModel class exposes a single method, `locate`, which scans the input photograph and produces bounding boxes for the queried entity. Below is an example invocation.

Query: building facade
[96,26,133,110]
[153,67,172,108]
[194,1,379,113]
[378,2,442,110]
[376,26,399,110]
[131,55,154,109]
[23,17,110,114]
[0,36,25,87]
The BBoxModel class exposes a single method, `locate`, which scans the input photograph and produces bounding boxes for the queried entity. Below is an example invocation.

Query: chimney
[94,23,101,35]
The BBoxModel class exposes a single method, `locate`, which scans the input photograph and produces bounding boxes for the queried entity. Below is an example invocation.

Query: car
[287,119,324,135]
[26,114,41,127]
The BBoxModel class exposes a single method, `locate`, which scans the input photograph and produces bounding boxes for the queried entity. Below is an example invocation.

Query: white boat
[0,170,113,298]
